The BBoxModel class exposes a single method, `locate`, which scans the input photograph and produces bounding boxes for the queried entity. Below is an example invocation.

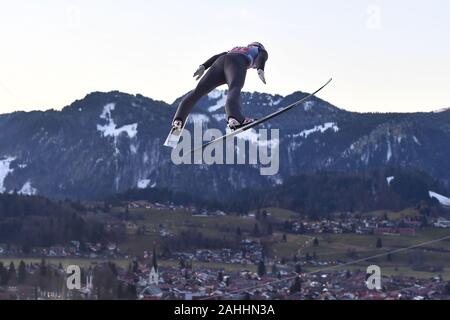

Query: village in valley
[1,199,450,300]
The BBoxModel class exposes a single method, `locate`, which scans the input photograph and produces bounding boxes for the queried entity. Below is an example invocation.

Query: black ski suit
[173,46,268,125]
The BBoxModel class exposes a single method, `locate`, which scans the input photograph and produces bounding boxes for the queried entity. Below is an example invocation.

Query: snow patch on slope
[208,90,223,100]
[396,136,405,144]
[137,178,156,189]
[269,96,283,106]
[235,129,279,148]
[97,103,138,139]
[212,114,227,122]
[303,101,314,111]
[143,152,149,164]
[19,181,37,195]
[137,179,151,189]
[188,114,210,124]
[0,157,16,193]
[386,176,395,186]
[429,191,450,206]
[293,122,339,139]
[386,138,392,162]
[97,103,138,155]
[208,91,227,112]
[269,175,283,185]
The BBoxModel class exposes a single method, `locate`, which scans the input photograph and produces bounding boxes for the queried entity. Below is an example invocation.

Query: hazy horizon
[1,0,449,114]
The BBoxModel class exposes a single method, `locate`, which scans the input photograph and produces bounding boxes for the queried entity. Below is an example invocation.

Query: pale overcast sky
[0,0,449,114]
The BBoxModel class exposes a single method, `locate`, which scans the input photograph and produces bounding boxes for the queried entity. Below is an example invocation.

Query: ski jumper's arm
[202,52,227,69]
[254,49,268,71]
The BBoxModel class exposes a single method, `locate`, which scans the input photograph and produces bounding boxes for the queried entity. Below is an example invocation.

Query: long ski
[189,78,333,154]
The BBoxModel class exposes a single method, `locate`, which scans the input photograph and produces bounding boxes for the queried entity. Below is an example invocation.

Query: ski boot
[227,117,255,131]
[164,119,185,148]
[172,119,183,131]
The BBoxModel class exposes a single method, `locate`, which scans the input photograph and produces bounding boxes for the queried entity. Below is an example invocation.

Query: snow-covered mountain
[0,89,449,200]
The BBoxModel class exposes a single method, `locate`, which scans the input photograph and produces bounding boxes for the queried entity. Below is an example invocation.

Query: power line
[202,235,450,300]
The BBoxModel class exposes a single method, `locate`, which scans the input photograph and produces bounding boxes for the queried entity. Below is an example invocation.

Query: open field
[113,205,450,280]
[361,208,420,220]
[0,257,256,273]
[5,206,447,279]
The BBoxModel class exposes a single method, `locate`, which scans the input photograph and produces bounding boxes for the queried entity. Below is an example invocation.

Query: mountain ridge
[0,89,449,201]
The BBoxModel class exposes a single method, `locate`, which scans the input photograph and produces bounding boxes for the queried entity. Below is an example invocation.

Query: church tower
[149,248,159,285]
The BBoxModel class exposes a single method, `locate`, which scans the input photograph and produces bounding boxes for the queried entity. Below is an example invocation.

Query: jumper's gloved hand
[257,69,266,84]
[193,65,206,81]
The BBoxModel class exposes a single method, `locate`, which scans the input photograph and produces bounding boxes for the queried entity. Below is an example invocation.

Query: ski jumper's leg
[173,56,226,124]
[224,53,248,123]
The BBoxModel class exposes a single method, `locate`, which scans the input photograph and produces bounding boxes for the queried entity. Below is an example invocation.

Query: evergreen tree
[117,282,124,299]
[132,260,139,274]
[127,262,133,275]
[271,264,278,275]
[34,285,38,300]
[152,248,158,271]
[0,262,7,285]
[127,283,137,298]
[18,260,27,284]
[290,277,302,294]
[445,281,450,295]
[420,215,428,227]
[267,223,273,235]
[376,238,383,249]
[257,260,266,277]
[313,237,319,246]
[261,210,268,220]
[178,257,186,269]
[103,201,111,213]
[8,262,17,284]
[253,223,260,237]
[109,262,118,277]
[39,259,47,276]
[299,223,306,234]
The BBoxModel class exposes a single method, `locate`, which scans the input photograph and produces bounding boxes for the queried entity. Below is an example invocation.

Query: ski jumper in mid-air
[172,42,269,132]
